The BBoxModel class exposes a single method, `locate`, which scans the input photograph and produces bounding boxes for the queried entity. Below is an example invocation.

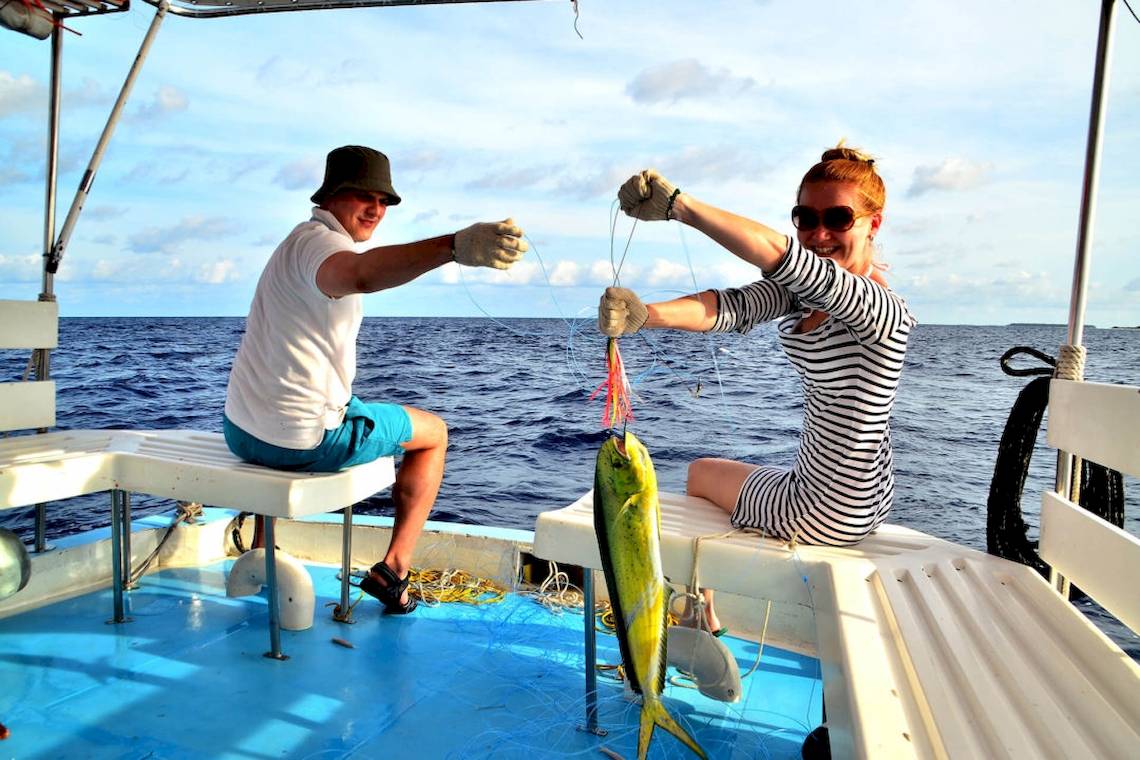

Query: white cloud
[197,259,239,284]
[646,258,693,288]
[91,259,125,281]
[625,59,756,104]
[134,85,189,121]
[86,205,128,221]
[0,253,41,282]
[589,259,633,286]
[122,163,190,185]
[556,165,638,201]
[128,217,244,254]
[547,260,580,286]
[0,70,41,117]
[274,159,323,192]
[908,158,993,197]
[466,165,554,191]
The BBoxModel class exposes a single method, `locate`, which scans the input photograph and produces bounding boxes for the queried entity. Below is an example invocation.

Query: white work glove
[453,218,528,269]
[617,169,681,221]
[598,286,649,337]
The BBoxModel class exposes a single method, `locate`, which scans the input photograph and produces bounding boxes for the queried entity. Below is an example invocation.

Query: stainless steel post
[263,517,287,660]
[1051,0,1118,592]
[336,506,354,622]
[108,490,126,623]
[581,569,602,735]
[33,20,64,555]
[46,0,170,275]
[122,492,135,589]
[41,20,62,298]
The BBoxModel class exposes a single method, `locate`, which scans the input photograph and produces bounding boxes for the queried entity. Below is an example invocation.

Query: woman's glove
[453,219,528,269]
[617,169,681,221]
[598,286,649,337]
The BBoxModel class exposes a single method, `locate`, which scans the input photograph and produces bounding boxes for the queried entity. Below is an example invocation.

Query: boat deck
[0,561,822,759]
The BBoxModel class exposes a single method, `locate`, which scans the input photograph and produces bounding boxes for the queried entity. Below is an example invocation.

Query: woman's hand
[618,169,681,221]
[597,287,649,336]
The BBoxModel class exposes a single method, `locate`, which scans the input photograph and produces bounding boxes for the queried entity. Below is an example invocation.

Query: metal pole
[1065,0,1117,350]
[1051,0,1117,593]
[41,19,62,299]
[122,492,135,589]
[33,19,65,555]
[581,569,601,735]
[263,517,287,660]
[46,0,170,275]
[335,506,355,622]
[108,490,126,623]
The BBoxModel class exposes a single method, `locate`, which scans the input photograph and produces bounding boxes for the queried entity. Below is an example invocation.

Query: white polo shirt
[224,208,363,449]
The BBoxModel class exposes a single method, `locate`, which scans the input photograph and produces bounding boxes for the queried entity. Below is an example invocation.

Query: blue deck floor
[0,562,822,759]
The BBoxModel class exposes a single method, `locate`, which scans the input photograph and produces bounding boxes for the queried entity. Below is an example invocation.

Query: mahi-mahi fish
[594,431,707,760]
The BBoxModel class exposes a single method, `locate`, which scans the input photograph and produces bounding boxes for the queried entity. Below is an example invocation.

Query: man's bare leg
[683,457,758,633]
[369,406,448,605]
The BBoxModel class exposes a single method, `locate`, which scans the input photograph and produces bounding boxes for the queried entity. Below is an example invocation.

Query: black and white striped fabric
[712,238,916,546]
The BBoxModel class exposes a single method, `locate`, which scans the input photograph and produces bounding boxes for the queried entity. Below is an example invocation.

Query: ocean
[2,317,1137,653]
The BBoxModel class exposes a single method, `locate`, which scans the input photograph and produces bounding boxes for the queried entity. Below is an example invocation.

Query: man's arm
[315,218,527,299]
[316,235,453,299]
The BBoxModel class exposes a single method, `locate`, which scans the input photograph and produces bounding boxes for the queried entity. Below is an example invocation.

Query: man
[223,145,527,614]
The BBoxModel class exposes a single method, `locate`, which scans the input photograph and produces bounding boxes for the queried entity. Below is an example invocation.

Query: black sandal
[359,561,417,615]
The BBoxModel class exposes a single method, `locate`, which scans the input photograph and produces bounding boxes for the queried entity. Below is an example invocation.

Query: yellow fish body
[594,431,706,760]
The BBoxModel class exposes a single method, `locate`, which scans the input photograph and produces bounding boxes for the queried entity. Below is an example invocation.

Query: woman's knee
[687,457,755,514]
[686,458,720,498]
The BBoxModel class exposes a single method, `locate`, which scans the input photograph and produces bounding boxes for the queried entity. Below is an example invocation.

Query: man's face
[325,190,389,242]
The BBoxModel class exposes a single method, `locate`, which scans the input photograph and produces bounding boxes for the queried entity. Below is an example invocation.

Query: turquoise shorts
[223,396,413,473]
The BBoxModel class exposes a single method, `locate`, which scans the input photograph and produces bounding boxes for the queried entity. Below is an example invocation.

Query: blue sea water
[2,317,1138,652]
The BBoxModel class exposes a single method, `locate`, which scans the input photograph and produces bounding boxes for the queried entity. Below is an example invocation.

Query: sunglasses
[791,205,869,232]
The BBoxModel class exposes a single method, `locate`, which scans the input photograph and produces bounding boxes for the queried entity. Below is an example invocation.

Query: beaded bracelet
[665,188,682,221]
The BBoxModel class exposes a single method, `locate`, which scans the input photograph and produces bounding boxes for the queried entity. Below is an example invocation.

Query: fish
[593,430,706,760]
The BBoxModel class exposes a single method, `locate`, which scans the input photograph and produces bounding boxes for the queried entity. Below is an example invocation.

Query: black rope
[986,347,1125,599]
[230,512,250,554]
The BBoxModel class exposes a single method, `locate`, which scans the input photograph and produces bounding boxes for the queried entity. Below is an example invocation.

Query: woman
[599,145,916,633]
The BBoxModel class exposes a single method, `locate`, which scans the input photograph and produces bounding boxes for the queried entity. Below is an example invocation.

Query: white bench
[533,380,1140,758]
[0,299,395,658]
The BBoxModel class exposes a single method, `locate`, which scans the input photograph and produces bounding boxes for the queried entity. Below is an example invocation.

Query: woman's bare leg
[683,458,759,632]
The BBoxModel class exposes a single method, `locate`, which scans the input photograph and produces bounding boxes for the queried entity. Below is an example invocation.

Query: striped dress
[712,239,916,546]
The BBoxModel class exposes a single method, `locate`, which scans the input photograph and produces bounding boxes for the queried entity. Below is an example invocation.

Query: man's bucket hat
[311,145,401,206]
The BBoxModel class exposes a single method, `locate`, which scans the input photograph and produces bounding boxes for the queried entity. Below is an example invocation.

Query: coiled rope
[129,500,204,584]
[986,346,1124,597]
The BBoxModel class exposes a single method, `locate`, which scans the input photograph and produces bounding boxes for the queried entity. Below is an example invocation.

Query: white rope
[1054,343,1088,501]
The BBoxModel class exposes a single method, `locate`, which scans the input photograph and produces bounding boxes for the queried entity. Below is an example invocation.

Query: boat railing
[1040,379,1140,634]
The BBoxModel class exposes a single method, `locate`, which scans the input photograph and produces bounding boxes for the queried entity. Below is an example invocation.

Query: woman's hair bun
[821,145,874,165]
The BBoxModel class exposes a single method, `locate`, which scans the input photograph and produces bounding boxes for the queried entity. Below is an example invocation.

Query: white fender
[667,625,742,703]
[226,548,315,631]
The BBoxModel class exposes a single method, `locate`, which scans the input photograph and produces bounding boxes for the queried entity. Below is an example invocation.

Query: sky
[2,0,1139,326]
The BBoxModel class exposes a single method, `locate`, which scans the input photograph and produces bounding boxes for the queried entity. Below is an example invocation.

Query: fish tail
[638,698,707,760]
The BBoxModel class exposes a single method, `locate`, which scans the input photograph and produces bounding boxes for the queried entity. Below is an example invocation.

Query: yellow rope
[405,567,507,607]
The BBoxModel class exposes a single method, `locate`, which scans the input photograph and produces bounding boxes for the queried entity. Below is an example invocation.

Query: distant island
[1008,323,1100,329]
[1110,325,1140,330]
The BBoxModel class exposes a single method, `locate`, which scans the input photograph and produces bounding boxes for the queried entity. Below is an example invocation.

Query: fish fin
[639,698,707,760]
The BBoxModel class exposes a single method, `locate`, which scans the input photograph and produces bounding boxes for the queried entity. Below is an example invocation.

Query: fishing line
[677,223,732,418]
